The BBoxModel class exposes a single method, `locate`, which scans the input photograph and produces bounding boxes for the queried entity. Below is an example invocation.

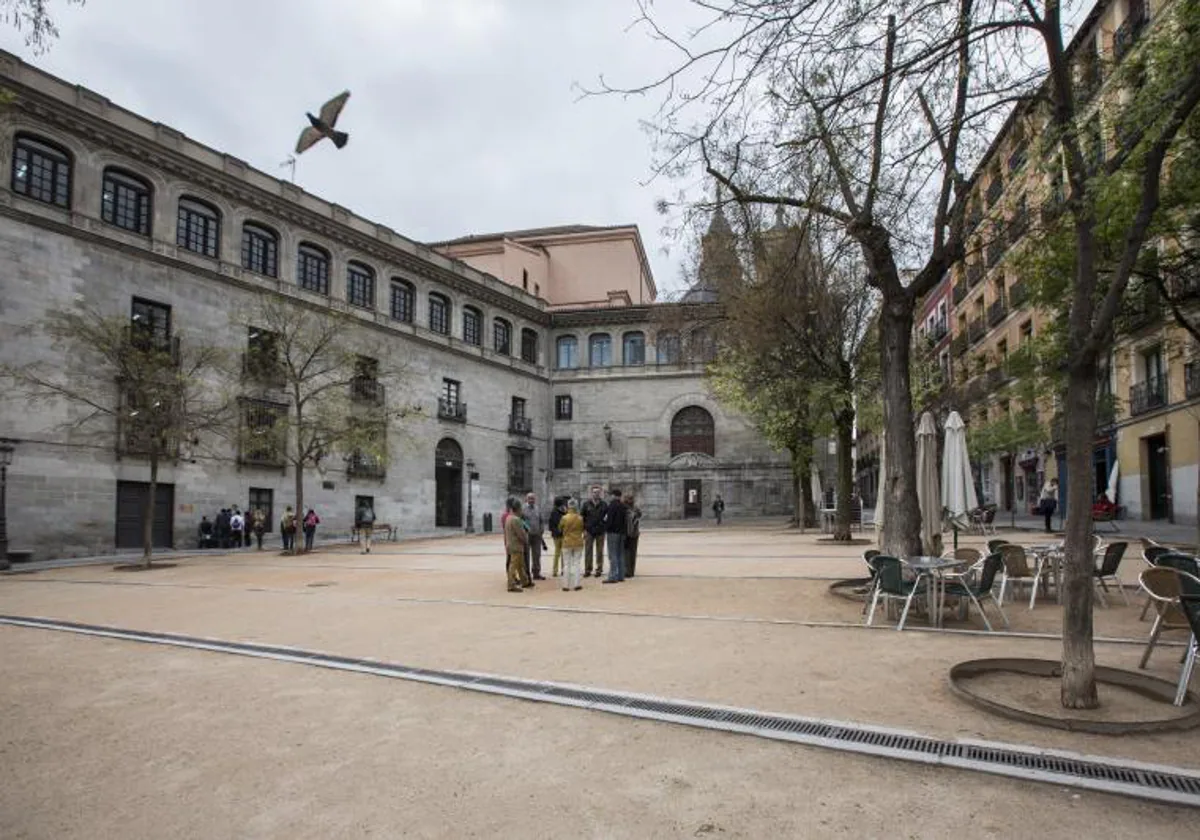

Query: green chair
[1093,542,1129,607]
[866,555,928,631]
[942,552,1009,631]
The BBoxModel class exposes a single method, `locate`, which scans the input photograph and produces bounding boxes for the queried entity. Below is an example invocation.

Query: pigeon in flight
[295,91,351,154]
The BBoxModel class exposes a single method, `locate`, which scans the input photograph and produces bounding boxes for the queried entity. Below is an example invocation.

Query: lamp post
[0,438,15,571]
[465,459,476,534]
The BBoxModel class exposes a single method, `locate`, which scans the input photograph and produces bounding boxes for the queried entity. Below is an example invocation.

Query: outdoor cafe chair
[1139,549,1196,619]
[865,555,928,632]
[860,549,881,615]
[1138,567,1192,669]
[998,544,1044,608]
[942,552,1009,632]
[1093,541,1130,607]
[1177,589,1200,706]
[986,539,1009,555]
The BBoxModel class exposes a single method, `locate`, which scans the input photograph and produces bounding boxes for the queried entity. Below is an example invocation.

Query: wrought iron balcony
[1187,362,1200,400]
[350,377,385,406]
[1119,284,1161,333]
[508,415,533,436]
[951,333,968,357]
[1129,375,1168,417]
[987,298,1008,327]
[1008,281,1028,309]
[437,398,467,423]
[953,281,967,304]
[238,447,285,469]
[967,263,984,288]
[346,452,386,480]
[968,319,986,345]
[930,320,949,342]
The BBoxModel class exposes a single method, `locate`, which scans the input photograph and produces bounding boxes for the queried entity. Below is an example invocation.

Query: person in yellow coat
[559,498,586,591]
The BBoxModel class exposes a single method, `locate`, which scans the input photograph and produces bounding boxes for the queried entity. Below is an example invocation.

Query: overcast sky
[1,0,706,294]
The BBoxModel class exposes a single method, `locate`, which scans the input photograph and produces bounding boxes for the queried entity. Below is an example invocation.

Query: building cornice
[550,301,722,328]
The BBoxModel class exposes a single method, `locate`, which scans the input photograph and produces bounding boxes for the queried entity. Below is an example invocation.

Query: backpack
[281,513,296,533]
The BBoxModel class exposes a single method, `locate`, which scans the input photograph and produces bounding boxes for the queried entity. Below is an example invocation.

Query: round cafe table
[905,556,970,628]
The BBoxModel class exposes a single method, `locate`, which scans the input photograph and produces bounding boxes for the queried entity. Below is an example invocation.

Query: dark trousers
[254,529,263,550]
[625,536,639,577]
[282,530,295,552]
[525,539,543,578]
[1042,501,1056,532]
[244,530,253,548]
[231,529,243,548]
[304,527,316,551]
[584,532,604,576]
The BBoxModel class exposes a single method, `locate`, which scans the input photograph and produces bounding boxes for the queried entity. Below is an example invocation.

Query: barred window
[428,293,450,335]
[554,439,574,469]
[241,222,278,277]
[12,134,71,207]
[297,244,330,295]
[494,318,512,355]
[347,262,375,309]
[176,197,220,258]
[130,297,172,352]
[555,395,573,420]
[507,447,533,494]
[462,306,482,346]
[240,398,287,467]
[101,168,151,234]
[390,280,414,322]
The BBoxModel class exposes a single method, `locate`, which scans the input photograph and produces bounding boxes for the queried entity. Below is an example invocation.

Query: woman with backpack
[280,506,297,553]
[303,508,321,552]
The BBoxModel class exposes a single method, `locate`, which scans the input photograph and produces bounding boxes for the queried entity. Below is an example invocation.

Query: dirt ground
[1,525,1196,838]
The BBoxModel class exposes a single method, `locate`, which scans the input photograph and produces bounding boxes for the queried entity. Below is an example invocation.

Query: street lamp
[0,438,15,572]
[465,459,477,534]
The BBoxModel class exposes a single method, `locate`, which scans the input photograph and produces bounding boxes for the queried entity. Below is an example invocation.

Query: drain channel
[3,614,1198,808]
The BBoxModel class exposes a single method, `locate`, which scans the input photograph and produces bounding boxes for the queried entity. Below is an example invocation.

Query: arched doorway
[671,406,715,518]
[435,438,463,527]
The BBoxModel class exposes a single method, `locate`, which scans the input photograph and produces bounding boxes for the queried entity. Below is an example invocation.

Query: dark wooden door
[683,479,702,518]
[115,480,174,549]
[1146,434,1171,520]
[435,465,462,527]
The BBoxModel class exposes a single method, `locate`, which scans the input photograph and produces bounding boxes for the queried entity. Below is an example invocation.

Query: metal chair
[1092,541,1129,607]
[1178,589,1200,706]
[998,544,1044,609]
[860,549,881,615]
[865,555,928,631]
[1140,549,1195,619]
[1138,567,1191,669]
[985,539,1009,555]
[942,553,1009,631]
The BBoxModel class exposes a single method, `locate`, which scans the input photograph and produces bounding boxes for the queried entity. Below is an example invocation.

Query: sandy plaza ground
[1,523,1197,838]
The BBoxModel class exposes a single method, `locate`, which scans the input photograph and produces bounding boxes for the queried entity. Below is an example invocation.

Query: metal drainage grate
[2,614,1198,808]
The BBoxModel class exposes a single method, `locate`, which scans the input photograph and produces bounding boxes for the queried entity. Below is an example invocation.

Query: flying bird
[295,91,351,154]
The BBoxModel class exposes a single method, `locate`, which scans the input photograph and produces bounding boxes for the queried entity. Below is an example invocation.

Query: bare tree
[234,294,415,549]
[1,0,83,52]
[2,304,229,567]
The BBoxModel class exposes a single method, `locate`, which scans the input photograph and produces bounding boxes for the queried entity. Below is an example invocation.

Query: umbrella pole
[953,525,959,551]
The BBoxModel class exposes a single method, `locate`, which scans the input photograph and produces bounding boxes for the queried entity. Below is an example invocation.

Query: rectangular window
[520,329,538,364]
[494,320,512,355]
[245,327,282,384]
[554,439,574,469]
[390,282,414,323]
[130,297,171,350]
[511,397,526,419]
[507,447,532,494]
[248,487,274,533]
[298,247,330,295]
[442,378,460,406]
[239,397,287,466]
[241,225,278,277]
[463,309,481,346]
[555,395,573,420]
[102,171,150,234]
[429,295,449,335]
[176,200,219,258]
[347,265,375,309]
[556,337,578,369]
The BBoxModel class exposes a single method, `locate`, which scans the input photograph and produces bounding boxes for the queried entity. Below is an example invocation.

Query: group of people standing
[501,486,641,593]
[198,506,266,550]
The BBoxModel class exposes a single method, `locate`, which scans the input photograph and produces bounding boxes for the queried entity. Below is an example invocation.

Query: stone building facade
[0,51,792,559]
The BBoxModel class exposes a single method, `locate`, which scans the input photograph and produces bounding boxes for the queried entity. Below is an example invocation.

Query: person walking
[1038,478,1059,533]
[581,485,607,578]
[523,492,546,581]
[280,506,297,553]
[548,495,566,577]
[229,507,245,549]
[560,498,585,591]
[355,499,375,554]
[712,494,725,525]
[251,507,265,550]
[603,488,627,584]
[198,515,214,549]
[624,494,642,578]
[504,497,530,593]
[303,508,320,552]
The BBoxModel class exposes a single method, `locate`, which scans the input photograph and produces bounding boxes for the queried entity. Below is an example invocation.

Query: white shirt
[230,513,245,530]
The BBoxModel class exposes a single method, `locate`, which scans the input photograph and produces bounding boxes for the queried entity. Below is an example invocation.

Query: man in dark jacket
[548,495,567,577]
[580,485,607,578]
[602,489,627,583]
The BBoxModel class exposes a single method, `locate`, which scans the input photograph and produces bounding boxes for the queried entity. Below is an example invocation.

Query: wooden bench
[350,523,396,542]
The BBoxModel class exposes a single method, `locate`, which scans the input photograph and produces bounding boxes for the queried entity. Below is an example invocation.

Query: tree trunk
[142,454,158,569]
[1060,362,1099,709]
[790,449,803,529]
[833,408,855,542]
[878,296,922,557]
[1195,419,1200,552]
[293,400,305,554]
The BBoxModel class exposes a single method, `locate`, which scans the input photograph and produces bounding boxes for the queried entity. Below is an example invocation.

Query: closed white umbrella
[811,463,823,513]
[916,412,943,556]
[941,411,978,547]
[874,428,886,542]
[1106,460,1119,504]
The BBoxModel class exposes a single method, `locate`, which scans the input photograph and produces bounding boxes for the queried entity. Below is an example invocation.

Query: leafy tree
[2,304,229,567]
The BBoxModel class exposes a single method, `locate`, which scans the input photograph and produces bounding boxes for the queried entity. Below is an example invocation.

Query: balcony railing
[987,298,1008,327]
[1113,2,1148,63]
[1119,284,1160,333]
[350,378,385,406]
[346,452,386,480]
[968,319,986,345]
[1187,362,1200,400]
[1130,375,1168,416]
[238,447,285,469]
[241,353,285,389]
[508,415,533,436]
[437,398,467,423]
[953,281,967,304]
[1008,280,1028,309]
[951,333,968,357]
[930,320,948,342]
[967,263,984,288]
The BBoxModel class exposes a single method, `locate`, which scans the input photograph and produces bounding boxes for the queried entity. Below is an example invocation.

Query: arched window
[390,279,414,323]
[240,222,279,277]
[494,318,512,355]
[689,327,717,362]
[297,243,330,295]
[589,333,612,368]
[347,261,375,309]
[556,335,578,369]
[176,196,220,257]
[101,167,151,234]
[12,134,71,207]
[671,406,715,457]
[520,328,539,364]
[462,306,482,346]
[622,331,645,366]
[656,331,681,364]
[428,292,450,335]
